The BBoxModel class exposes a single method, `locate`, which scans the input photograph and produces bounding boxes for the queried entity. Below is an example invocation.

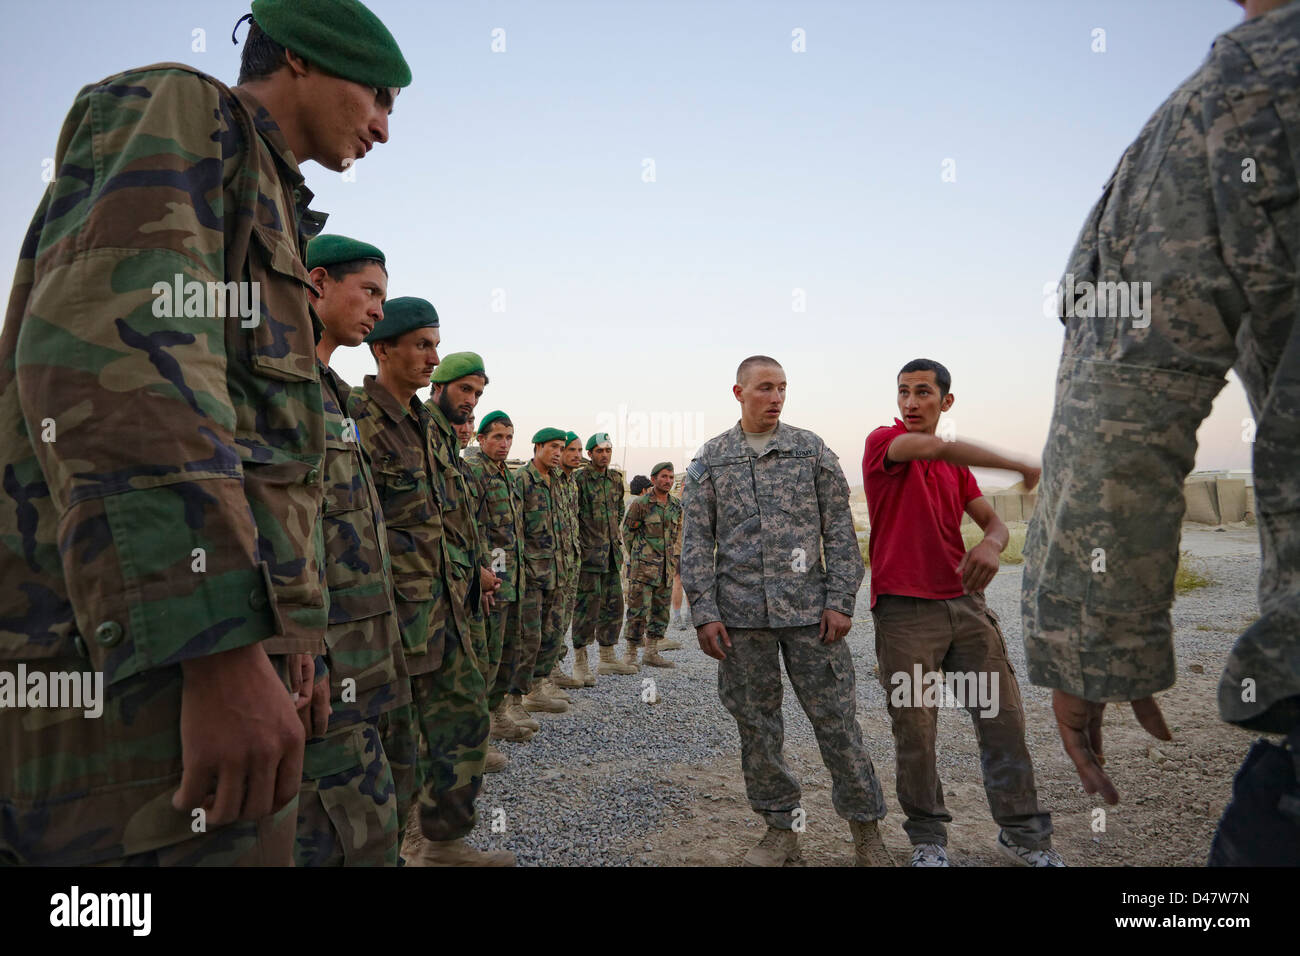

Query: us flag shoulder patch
[687,459,708,483]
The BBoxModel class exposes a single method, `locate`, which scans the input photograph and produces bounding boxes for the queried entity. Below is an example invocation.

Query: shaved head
[736,354,783,385]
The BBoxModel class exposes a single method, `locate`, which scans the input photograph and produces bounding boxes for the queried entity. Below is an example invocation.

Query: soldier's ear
[308,266,329,298]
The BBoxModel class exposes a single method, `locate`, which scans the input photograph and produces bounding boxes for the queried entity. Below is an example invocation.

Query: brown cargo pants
[871,592,1052,850]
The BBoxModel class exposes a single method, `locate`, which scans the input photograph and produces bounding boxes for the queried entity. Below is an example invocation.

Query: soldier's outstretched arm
[9,71,305,823]
[1021,30,1293,802]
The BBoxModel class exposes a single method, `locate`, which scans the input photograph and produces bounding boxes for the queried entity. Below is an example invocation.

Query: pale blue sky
[0,0,1255,485]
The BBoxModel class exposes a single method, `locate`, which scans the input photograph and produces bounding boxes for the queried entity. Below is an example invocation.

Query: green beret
[250,0,412,89]
[305,234,385,270]
[651,461,674,477]
[586,432,612,452]
[431,351,487,385]
[532,427,567,444]
[364,296,437,344]
[477,410,511,435]
[564,431,580,447]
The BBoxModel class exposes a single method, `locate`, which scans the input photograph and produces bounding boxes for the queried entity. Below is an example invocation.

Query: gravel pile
[467,528,1261,866]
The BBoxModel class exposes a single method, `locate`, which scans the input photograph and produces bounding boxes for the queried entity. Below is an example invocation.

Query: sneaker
[997,830,1065,867]
[909,843,950,867]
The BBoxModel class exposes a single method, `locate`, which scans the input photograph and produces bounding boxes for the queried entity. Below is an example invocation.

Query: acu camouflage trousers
[294,717,399,866]
[871,593,1051,850]
[717,625,887,830]
[573,568,625,648]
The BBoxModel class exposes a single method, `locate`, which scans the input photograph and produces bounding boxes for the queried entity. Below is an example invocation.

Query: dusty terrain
[460,527,1265,867]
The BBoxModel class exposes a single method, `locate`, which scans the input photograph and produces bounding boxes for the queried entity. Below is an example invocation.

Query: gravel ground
[466,527,1262,866]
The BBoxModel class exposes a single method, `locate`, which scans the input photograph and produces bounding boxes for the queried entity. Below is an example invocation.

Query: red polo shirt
[863,419,982,608]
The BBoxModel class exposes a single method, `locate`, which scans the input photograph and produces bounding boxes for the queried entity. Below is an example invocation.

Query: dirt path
[628,527,1263,866]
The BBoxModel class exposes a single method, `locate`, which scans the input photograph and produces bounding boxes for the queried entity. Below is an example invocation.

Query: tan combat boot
[484,744,507,773]
[544,673,573,702]
[522,681,568,714]
[551,659,584,689]
[658,636,683,651]
[849,820,895,867]
[408,838,515,867]
[643,637,676,668]
[596,643,637,676]
[507,694,541,732]
[621,640,641,672]
[574,645,597,686]
[743,826,804,867]
[491,700,533,742]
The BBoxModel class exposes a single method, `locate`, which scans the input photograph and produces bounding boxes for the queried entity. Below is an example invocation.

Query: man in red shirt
[864,359,1063,867]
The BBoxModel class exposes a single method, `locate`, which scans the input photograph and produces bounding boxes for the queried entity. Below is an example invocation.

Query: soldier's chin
[323,151,359,173]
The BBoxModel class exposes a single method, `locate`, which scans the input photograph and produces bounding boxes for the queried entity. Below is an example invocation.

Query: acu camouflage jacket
[1022,4,1300,732]
[681,421,865,630]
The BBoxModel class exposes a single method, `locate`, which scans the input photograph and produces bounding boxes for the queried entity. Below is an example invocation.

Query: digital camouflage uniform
[573,463,626,648]
[1020,5,1300,864]
[621,491,683,646]
[463,446,526,710]
[513,462,561,693]
[0,65,330,865]
[347,376,442,834]
[553,467,581,655]
[421,400,489,838]
[294,365,409,867]
[681,421,885,830]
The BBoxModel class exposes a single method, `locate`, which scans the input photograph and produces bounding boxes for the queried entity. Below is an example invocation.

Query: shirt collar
[363,374,420,425]
[426,398,454,436]
[231,86,326,240]
[727,419,792,456]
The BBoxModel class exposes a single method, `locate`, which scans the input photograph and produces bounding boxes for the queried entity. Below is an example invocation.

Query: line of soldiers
[0,0,698,867]
[232,233,693,865]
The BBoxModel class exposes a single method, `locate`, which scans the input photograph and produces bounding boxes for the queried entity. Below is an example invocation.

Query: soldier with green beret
[622,462,684,669]
[349,306,511,866]
[462,412,534,748]
[424,354,503,775]
[573,432,635,679]
[292,236,408,865]
[0,0,409,865]
[512,430,570,718]
[547,432,586,694]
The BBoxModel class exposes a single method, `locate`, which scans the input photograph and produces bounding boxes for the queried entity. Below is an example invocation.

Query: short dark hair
[629,475,651,495]
[238,21,290,84]
[324,259,388,282]
[898,358,951,397]
[736,354,783,385]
